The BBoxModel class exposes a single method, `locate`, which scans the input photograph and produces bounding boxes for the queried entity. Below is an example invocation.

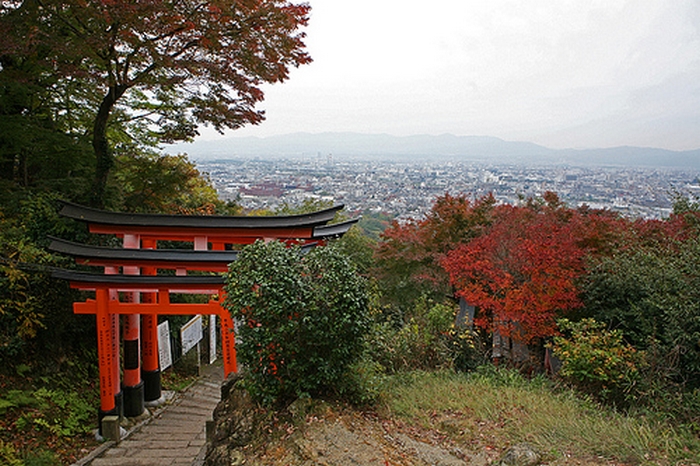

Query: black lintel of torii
[310,217,361,239]
[59,200,345,230]
[49,236,240,264]
[48,236,321,271]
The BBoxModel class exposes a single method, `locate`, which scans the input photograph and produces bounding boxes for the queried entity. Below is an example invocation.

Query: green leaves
[224,240,370,405]
[3,387,93,437]
[1,0,312,205]
[550,318,643,405]
[113,151,221,214]
[582,234,700,389]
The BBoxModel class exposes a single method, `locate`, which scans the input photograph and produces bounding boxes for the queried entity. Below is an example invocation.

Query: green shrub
[582,240,700,389]
[622,341,700,425]
[366,297,486,373]
[5,387,93,437]
[338,358,387,406]
[0,440,22,466]
[366,300,451,372]
[550,318,643,405]
[224,240,370,406]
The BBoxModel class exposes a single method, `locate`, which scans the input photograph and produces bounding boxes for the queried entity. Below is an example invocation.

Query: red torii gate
[51,201,358,432]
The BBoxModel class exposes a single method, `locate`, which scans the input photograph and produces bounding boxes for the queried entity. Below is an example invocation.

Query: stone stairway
[74,364,223,466]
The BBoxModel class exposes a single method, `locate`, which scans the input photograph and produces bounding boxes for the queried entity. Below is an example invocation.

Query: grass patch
[380,367,700,465]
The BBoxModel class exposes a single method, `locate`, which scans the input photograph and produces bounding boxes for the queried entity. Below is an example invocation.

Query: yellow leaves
[1,265,28,288]
[551,318,644,404]
[0,290,46,339]
[15,299,45,340]
[0,243,49,340]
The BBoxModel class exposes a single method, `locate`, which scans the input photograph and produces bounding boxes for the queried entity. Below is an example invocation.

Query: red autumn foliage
[442,193,634,342]
[443,196,583,341]
[0,0,312,205]
[375,190,700,344]
[374,193,496,299]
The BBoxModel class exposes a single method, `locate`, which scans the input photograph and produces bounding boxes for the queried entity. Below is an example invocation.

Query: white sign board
[181,315,203,355]
[157,321,172,371]
[209,315,217,364]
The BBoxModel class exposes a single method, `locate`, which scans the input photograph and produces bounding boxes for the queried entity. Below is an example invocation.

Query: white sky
[202,0,700,151]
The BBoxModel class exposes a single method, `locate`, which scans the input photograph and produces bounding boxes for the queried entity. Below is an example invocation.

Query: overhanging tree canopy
[0,0,312,205]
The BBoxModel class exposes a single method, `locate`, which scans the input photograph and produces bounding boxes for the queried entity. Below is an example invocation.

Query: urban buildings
[199,157,700,221]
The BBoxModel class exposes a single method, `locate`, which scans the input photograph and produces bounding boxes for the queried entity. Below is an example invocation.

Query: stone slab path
[76,364,223,466]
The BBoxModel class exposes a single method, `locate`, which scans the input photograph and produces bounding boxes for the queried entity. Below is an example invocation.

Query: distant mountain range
[167,133,700,169]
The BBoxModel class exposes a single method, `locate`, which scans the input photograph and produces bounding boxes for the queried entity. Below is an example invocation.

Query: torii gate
[51,201,358,433]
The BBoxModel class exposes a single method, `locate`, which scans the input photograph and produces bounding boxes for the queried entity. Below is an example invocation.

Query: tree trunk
[91,85,127,208]
[19,150,27,187]
[0,154,16,182]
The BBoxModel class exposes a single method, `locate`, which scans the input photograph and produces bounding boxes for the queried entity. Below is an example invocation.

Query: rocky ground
[204,374,623,466]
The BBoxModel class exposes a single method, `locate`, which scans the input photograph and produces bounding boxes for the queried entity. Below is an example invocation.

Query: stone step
[74,364,224,466]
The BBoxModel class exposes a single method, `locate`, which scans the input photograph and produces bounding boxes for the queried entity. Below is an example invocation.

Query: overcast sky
[200,1,700,151]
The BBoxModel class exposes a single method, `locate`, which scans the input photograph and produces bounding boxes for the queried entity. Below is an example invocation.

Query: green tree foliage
[113,151,224,214]
[551,318,643,405]
[274,199,378,274]
[224,240,370,405]
[582,234,700,389]
[334,225,377,276]
[0,50,93,197]
[274,198,335,216]
[0,193,91,371]
[356,210,393,240]
[0,0,312,206]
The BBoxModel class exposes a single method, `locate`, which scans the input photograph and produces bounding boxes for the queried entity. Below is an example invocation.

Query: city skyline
[199,157,699,222]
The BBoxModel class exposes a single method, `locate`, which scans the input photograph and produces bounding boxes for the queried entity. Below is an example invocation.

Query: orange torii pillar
[105,267,123,420]
[122,234,145,418]
[67,276,238,431]
[141,238,162,405]
[95,288,118,433]
[218,299,237,375]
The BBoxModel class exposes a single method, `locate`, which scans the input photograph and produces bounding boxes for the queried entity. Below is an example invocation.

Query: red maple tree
[0,0,312,205]
[442,193,608,342]
[376,189,688,344]
[374,193,496,303]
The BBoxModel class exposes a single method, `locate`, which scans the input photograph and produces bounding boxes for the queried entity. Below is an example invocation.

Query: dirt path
[205,380,623,466]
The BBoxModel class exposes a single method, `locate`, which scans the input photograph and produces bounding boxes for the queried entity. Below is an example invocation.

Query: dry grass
[380,368,700,465]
